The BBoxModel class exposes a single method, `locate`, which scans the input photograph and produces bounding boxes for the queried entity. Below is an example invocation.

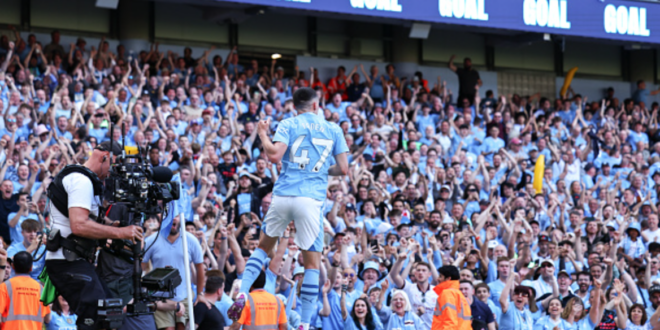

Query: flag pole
[178,179,195,329]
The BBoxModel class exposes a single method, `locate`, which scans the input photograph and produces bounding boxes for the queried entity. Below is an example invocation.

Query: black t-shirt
[194,302,225,330]
[470,298,494,330]
[586,308,617,330]
[146,86,159,108]
[0,194,19,244]
[252,176,272,190]
[347,83,366,102]
[217,163,237,184]
[238,112,260,124]
[455,67,480,99]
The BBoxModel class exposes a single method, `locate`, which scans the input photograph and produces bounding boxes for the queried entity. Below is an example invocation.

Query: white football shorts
[262,195,324,252]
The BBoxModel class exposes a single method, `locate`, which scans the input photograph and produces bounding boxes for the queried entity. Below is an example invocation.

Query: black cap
[96,141,122,155]
[514,285,536,297]
[538,234,552,242]
[650,284,660,294]
[333,232,346,241]
[345,203,356,211]
[649,242,660,251]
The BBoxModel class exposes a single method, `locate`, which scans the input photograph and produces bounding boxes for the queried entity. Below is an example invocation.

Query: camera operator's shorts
[154,299,189,328]
[262,195,324,252]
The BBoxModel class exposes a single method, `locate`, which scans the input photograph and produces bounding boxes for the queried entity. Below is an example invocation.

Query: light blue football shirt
[272,112,349,201]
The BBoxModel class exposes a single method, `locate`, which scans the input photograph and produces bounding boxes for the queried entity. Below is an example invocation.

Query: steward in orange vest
[0,251,51,330]
[230,271,287,330]
[431,266,471,330]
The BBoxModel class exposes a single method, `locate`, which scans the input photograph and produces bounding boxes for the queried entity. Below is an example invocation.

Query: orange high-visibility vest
[238,289,287,330]
[431,280,472,330]
[0,275,51,330]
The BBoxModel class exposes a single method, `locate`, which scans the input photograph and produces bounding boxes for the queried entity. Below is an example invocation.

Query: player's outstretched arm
[328,152,349,176]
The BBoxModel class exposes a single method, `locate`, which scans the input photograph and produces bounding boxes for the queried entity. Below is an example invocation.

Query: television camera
[98,124,182,328]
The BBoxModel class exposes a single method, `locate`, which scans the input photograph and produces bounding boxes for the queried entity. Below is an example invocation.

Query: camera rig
[98,124,182,328]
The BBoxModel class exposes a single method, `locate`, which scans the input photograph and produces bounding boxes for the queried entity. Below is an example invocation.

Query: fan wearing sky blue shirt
[481,124,504,164]
[141,214,205,329]
[88,111,109,143]
[227,88,350,330]
[629,121,649,152]
[54,116,73,141]
[7,219,46,280]
[7,192,41,243]
[632,80,660,105]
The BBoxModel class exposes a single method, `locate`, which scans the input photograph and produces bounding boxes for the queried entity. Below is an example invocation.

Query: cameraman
[45,141,144,330]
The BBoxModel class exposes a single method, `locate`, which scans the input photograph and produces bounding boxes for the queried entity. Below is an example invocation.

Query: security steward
[230,271,287,330]
[44,141,144,330]
[0,251,52,330]
[432,265,472,330]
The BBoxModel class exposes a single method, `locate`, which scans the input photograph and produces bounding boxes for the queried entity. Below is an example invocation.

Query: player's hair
[293,87,318,113]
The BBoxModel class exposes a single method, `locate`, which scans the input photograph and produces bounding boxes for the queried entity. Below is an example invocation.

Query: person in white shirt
[526,259,556,298]
[391,252,438,330]
[643,214,660,246]
[552,149,582,188]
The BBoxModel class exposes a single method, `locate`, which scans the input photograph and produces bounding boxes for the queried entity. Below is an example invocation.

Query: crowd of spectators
[2,26,660,330]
